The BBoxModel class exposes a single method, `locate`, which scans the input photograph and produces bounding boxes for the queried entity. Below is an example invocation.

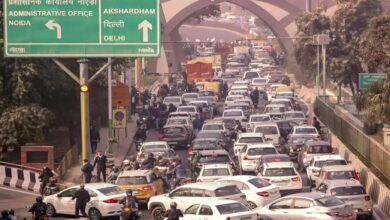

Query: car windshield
[199,155,230,163]
[202,168,230,176]
[167,119,187,125]
[214,186,241,197]
[253,78,267,83]
[183,94,198,99]
[316,197,345,207]
[142,145,166,150]
[97,186,125,196]
[165,97,180,102]
[266,106,284,113]
[163,127,184,134]
[141,150,169,159]
[193,142,219,150]
[216,203,249,215]
[263,156,291,163]
[248,178,271,188]
[239,137,263,143]
[307,145,332,153]
[314,160,347,167]
[248,148,276,156]
[245,72,259,78]
[178,107,195,112]
[331,186,366,196]
[223,111,243,117]
[255,126,278,135]
[264,168,295,176]
[251,116,271,122]
[286,113,305,119]
[197,132,223,139]
[203,124,224,130]
[295,128,317,134]
[227,96,241,102]
[116,176,148,185]
[290,136,315,144]
[199,91,215,97]
[328,171,355,180]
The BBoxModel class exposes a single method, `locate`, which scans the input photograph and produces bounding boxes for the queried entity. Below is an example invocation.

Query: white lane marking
[0,186,39,196]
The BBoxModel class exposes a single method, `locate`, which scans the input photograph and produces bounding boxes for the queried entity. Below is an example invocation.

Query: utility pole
[306,0,311,11]
[322,44,327,96]
[107,58,113,144]
[78,59,90,163]
[313,34,330,96]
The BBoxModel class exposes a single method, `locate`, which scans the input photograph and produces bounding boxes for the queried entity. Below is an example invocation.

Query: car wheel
[46,203,56,217]
[151,206,166,220]
[88,208,102,220]
[246,201,257,210]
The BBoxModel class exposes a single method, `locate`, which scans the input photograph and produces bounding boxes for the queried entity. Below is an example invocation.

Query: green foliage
[191,4,221,22]
[358,13,390,73]
[293,8,330,83]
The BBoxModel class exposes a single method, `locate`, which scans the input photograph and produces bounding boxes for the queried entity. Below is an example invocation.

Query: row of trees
[293,0,390,133]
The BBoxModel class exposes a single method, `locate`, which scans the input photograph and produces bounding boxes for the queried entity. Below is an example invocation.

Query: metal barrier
[314,96,390,184]
[56,143,80,178]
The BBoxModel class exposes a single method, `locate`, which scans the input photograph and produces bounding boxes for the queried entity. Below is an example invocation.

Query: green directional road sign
[4,0,160,57]
[358,73,387,89]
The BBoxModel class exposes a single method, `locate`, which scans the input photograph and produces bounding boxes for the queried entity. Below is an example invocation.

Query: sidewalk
[61,120,137,186]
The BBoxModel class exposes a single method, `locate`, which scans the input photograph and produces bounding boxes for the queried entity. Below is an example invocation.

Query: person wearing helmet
[38,165,56,195]
[119,189,138,220]
[129,155,140,170]
[141,153,156,169]
[28,197,47,220]
[164,202,183,220]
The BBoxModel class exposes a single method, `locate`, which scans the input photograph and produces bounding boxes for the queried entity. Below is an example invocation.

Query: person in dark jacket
[251,87,260,109]
[312,117,321,133]
[38,166,55,195]
[28,197,47,220]
[81,159,93,183]
[90,125,100,154]
[119,189,139,220]
[141,153,156,169]
[1,210,11,220]
[164,202,183,220]
[72,184,91,218]
[93,151,107,182]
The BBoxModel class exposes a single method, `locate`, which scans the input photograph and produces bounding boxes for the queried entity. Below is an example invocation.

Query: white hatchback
[197,164,234,182]
[44,183,126,220]
[233,132,266,156]
[217,175,280,209]
[238,143,278,172]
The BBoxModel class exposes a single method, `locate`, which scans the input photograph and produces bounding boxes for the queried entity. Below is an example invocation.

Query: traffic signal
[80,84,89,92]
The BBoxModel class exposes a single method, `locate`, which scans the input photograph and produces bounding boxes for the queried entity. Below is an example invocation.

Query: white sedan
[217,175,281,209]
[197,164,234,182]
[44,183,126,220]
[182,200,258,220]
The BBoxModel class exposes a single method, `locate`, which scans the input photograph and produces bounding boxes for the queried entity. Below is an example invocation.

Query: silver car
[44,183,126,220]
[254,192,355,220]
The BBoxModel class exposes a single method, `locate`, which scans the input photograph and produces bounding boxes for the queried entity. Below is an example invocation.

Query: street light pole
[317,45,320,95]
[322,44,327,96]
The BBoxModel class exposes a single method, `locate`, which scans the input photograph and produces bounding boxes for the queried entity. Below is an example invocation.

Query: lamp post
[313,34,330,96]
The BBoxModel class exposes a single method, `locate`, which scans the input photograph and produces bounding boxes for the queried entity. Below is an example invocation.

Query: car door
[238,145,248,168]
[54,188,77,214]
[182,204,201,220]
[289,198,316,220]
[267,198,294,219]
[197,205,214,220]
[169,188,193,211]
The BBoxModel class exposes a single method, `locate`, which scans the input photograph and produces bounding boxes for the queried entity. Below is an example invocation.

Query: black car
[159,124,193,148]
[196,131,231,149]
[189,138,224,158]
[283,135,316,161]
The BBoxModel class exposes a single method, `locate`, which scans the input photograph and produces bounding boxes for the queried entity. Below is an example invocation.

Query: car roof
[250,114,271,117]
[295,125,317,129]
[271,98,291,102]
[314,154,344,161]
[264,161,294,168]
[223,109,244,112]
[238,132,264,138]
[193,138,218,142]
[178,105,196,109]
[163,124,187,129]
[198,149,229,155]
[142,141,168,146]
[306,141,330,146]
[321,165,355,171]
[323,179,363,188]
[198,199,244,206]
[218,175,259,182]
[164,96,181,99]
[284,192,326,200]
[261,154,290,159]
[265,104,285,107]
[203,163,231,169]
[81,183,119,189]
[189,100,208,104]
[118,170,153,177]
[168,117,190,120]
[182,93,198,96]
[254,122,278,127]
[178,182,235,190]
[285,111,305,114]
[247,143,276,148]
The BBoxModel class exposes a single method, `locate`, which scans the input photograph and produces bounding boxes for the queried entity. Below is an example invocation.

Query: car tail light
[181,133,188,138]
[324,171,329,180]
[256,191,269,197]
[262,178,270,182]
[103,199,118,204]
[159,134,164,140]
[243,155,253,160]
[354,172,360,180]
[326,212,339,217]
[142,185,153,190]
[289,145,297,150]
[291,176,301,182]
[188,148,193,155]
[365,195,371,201]
[303,119,308,124]
[197,179,202,182]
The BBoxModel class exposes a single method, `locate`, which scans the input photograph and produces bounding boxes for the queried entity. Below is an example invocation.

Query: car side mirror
[57,194,62,198]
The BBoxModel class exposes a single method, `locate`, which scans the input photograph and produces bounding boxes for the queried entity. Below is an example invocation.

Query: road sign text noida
[5,0,160,57]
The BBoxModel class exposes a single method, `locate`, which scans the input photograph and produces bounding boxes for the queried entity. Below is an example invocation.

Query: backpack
[35,203,47,217]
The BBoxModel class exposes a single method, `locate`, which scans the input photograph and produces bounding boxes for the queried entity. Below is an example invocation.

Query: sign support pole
[107,58,113,153]
[316,45,320,95]
[128,58,132,122]
[135,59,138,89]
[322,44,327,96]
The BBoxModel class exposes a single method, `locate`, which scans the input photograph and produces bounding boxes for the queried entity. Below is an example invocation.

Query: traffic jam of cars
[43,43,372,220]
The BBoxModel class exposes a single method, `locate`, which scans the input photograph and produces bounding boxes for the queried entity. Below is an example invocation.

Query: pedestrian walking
[93,151,107,182]
[81,159,93,183]
[90,124,100,154]
[72,184,91,218]
[164,202,183,220]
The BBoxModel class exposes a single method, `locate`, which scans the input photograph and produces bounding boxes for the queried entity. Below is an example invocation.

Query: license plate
[168,141,178,144]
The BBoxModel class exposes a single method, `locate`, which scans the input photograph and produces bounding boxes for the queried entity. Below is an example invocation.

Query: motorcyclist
[141,153,156,170]
[134,126,147,141]
[128,155,140,170]
[38,166,56,195]
[164,202,183,220]
[108,166,120,183]
[119,189,139,220]
[312,117,321,133]
[168,104,177,114]
[28,197,47,220]
[167,159,188,188]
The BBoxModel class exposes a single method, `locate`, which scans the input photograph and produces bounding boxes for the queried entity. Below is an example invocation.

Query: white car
[148,182,247,220]
[177,105,199,119]
[232,80,251,87]
[222,109,247,125]
[285,111,307,125]
[316,179,373,218]
[166,116,193,130]
[224,95,244,109]
[138,141,170,153]
[247,114,272,132]
[163,96,183,107]
[243,71,261,80]
[217,176,281,209]
[228,89,249,96]
[306,154,348,186]
[233,133,266,156]
[197,164,234,182]
[182,200,258,220]
[44,183,126,219]
[201,122,228,133]
[238,143,278,172]
[182,93,199,104]
[253,122,281,147]
[291,125,320,138]
[264,104,285,120]
[257,162,302,195]
[251,77,268,89]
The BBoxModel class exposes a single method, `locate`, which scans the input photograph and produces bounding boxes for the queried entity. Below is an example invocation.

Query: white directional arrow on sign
[45,20,62,39]
[138,20,152,42]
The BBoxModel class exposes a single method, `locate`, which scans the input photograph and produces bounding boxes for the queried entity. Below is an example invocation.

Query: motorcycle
[43,177,60,196]
[121,206,141,220]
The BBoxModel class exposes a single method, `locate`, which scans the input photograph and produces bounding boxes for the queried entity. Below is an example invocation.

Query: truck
[186,59,213,83]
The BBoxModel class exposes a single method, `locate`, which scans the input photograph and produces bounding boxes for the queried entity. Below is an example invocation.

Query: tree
[293,8,330,83]
[191,4,221,22]
[358,13,390,73]
[327,0,382,95]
